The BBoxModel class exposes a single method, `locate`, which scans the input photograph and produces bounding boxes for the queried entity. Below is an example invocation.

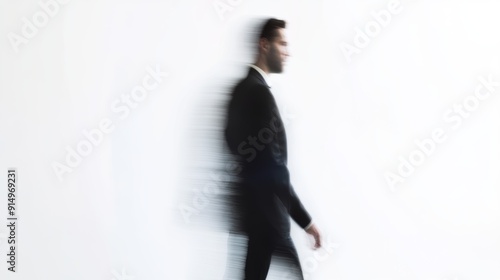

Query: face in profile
[266,28,289,73]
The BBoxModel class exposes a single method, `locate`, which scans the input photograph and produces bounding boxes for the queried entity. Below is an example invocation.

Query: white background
[1,0,500,279]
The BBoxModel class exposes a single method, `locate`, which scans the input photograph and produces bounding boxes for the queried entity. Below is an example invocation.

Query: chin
[268,62,284,74]
[272,66,284,74]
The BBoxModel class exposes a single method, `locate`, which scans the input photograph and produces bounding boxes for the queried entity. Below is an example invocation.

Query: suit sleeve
[248,86,313,230]
[289,184,313,230]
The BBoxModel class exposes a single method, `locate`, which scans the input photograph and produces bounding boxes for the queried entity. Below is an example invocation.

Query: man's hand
[305,223,321,249]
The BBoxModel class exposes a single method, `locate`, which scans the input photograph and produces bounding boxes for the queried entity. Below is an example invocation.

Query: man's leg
[244,232,274,280]
[273,236,304,280]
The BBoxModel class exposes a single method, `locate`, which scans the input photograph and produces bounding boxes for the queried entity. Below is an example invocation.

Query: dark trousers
[229,181,304,279]
[244,230,304,280]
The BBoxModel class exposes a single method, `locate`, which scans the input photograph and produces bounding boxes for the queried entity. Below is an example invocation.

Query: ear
[259,37,269,53]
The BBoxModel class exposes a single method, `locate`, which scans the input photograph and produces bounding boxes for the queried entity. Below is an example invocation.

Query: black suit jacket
[224,67,312,236]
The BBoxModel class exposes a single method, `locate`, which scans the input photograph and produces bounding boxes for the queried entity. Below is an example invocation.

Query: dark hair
[259,18,286,42]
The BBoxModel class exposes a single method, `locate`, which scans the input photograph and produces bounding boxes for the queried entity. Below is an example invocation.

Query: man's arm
[288,184,312,229]
[247,85,322,248]
[289,184,321,248]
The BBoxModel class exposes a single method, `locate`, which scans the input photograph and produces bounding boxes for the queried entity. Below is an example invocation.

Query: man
[224,18,321,280]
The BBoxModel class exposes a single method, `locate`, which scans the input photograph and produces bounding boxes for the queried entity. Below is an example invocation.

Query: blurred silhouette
[223,18,321,280]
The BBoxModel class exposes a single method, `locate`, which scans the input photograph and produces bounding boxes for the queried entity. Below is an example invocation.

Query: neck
[253,59,270,75]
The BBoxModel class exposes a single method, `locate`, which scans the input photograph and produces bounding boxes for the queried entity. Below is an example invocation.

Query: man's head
[257,18,289,73]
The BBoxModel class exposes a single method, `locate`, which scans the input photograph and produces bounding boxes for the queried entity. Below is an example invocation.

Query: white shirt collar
[249,64,272,87]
